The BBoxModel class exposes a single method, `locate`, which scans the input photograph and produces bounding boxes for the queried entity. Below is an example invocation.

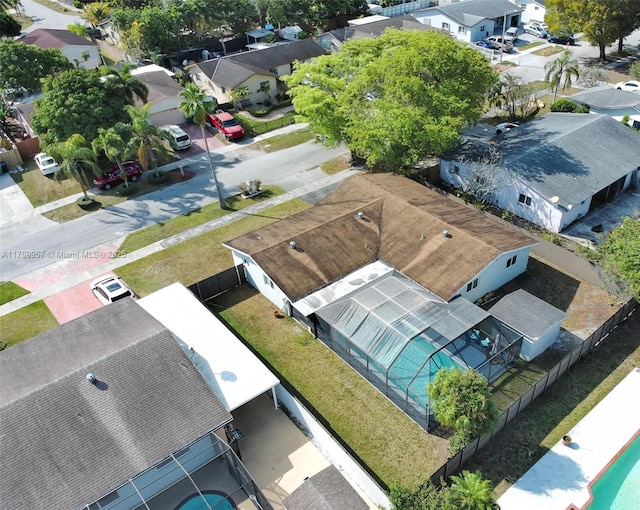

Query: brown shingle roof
[18,28,97,49]
[226,174,535,301]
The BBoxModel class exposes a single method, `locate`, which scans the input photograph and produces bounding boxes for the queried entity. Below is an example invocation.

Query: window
[480,25,485,32]
[442,22,450,30]
[449,163,460,174]
[221,86,226,93]
[506,255,517,268]
[458,26,465,34]
[519,193,532,206]
[263,275,274,289]
[466,278,478,292]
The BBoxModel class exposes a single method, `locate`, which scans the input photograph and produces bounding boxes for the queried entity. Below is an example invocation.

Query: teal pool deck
[497,367,640,510]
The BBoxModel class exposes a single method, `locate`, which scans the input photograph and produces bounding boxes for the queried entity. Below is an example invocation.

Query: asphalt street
[17,0,82,33]
[0,139,349,281]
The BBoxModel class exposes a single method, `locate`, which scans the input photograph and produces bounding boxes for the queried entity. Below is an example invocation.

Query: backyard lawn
[210,285,449,488]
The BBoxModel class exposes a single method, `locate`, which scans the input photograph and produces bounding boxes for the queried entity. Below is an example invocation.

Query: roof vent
[289,240,296,249]
[357,211,364,219]
[86,373,97,384]
[442,230,451,238]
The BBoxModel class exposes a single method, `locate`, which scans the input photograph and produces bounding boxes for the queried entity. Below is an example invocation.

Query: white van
[161,125,192,150]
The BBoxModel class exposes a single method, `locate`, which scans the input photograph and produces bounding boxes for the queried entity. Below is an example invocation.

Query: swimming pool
[586,433,640,509]
[175,490,235,510]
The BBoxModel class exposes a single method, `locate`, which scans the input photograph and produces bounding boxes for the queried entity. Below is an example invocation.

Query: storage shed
[489,289,567,361]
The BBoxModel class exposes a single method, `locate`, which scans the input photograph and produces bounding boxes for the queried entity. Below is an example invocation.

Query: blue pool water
[175,491,234,510]
[587,434,640,509]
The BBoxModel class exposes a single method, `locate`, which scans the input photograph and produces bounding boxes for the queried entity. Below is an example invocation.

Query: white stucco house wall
[412,0,522,42]
[512,0,546,23]
[17,29,102,69]
[440,113,640,233]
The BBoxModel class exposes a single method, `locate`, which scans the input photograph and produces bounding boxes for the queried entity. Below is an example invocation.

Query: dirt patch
[169,169,195,184]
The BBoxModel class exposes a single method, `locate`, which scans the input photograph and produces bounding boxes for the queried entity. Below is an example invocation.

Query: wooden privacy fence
[188,265,246,301]
[430,298,638,485]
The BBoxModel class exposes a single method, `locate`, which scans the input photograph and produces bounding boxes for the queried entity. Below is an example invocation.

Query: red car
[94,161,143,190]
[206,112,245,141]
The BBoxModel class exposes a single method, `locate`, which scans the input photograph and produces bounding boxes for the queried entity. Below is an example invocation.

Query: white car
[34,152,58,176]
[614,80,640,92]
[90,275,136,305]
[496,122,519,135]
[524,24,548,38]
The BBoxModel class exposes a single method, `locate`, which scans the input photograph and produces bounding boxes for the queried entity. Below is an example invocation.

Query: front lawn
[13,158,83,207]
[0,301,58,349]
[212,285,449,488]
[118,185,285,253]
[0,281,30,305]
[115,199,312,296]
[256,128,315,152]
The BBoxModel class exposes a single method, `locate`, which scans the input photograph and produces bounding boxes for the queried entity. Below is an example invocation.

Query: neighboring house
[316,14,443,52]
[17,28,102,69]
[412,0,523,43]
[512,0,546,23]
[223,173,539,427]
[440,113,640,233]
[280,24,304,41]
[186,39,325,105]
[569,86,640,127]
[0,300,272,510]
[130,65,187,126]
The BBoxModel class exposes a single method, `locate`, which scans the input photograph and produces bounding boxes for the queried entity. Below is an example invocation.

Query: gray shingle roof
[448,113,640,209]
[0,301,231,510]
[569,86,640,110]
[283,465,369,510]
[418,0,522,27]
[191,39,325,88]
[489,289,567,339]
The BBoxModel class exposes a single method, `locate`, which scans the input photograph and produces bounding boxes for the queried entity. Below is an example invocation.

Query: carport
[139,282,280,411]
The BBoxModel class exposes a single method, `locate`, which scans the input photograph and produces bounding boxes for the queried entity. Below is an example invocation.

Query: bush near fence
[238,116,296,137]
[429,298,638,485]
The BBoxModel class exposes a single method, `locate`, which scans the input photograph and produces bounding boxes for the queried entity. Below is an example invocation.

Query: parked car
[473,40,492,49]
[161,125,192,150]
[505,27,520,42]
[206,112,245,141]
[615,80,640,92]
[523,24,548,38]
[496,122,519,135]
[90,275,136,305]
[93,161,143,190]
[548,32,575,45]
[528,21,549,32]
[34,152,58,176]
[486,36,514,52]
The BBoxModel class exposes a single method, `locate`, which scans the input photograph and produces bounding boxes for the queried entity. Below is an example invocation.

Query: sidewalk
[0,166,361,316]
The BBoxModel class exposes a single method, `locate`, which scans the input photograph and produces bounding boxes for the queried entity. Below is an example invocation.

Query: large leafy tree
[427,368,499,452]
[47,134,101,200]
[597,217,640,300]
[0,41,72,92]
[546,0,640,61]
[544,50,580,103]
[284,29,496,171]
[0,11,20,37]
[449,471,495,510]
[256,0,367,32]
[178,83,225,209]
[31,69,131,147]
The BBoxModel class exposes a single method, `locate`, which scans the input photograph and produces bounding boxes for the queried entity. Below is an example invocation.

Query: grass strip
[212,285,449,488]
[0,301,58,348]
[118,185,285,253]
[115,199,312,296]
[256,129,315,152]
[0,281,30,305]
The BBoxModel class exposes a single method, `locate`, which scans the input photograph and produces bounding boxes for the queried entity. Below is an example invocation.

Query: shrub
[631,61,640,81]
[551,98,589,113]
[147,171,170,185]
[76,196,97,210]
[542,232,563,245]
[117,182,138,196]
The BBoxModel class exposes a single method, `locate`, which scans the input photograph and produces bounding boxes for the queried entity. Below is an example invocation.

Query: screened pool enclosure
[311,271,522,429]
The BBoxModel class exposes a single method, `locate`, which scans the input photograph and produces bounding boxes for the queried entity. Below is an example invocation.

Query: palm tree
[258,81,271,104]
[124,103,175,178]
[230,86,251,109]
[449,470,495,510]
[47,134,101,201]
[178,83,225,209]
[82,2,111,27]
[100,63,148,105]
[92,124,133,187]
[544,50,580,103]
